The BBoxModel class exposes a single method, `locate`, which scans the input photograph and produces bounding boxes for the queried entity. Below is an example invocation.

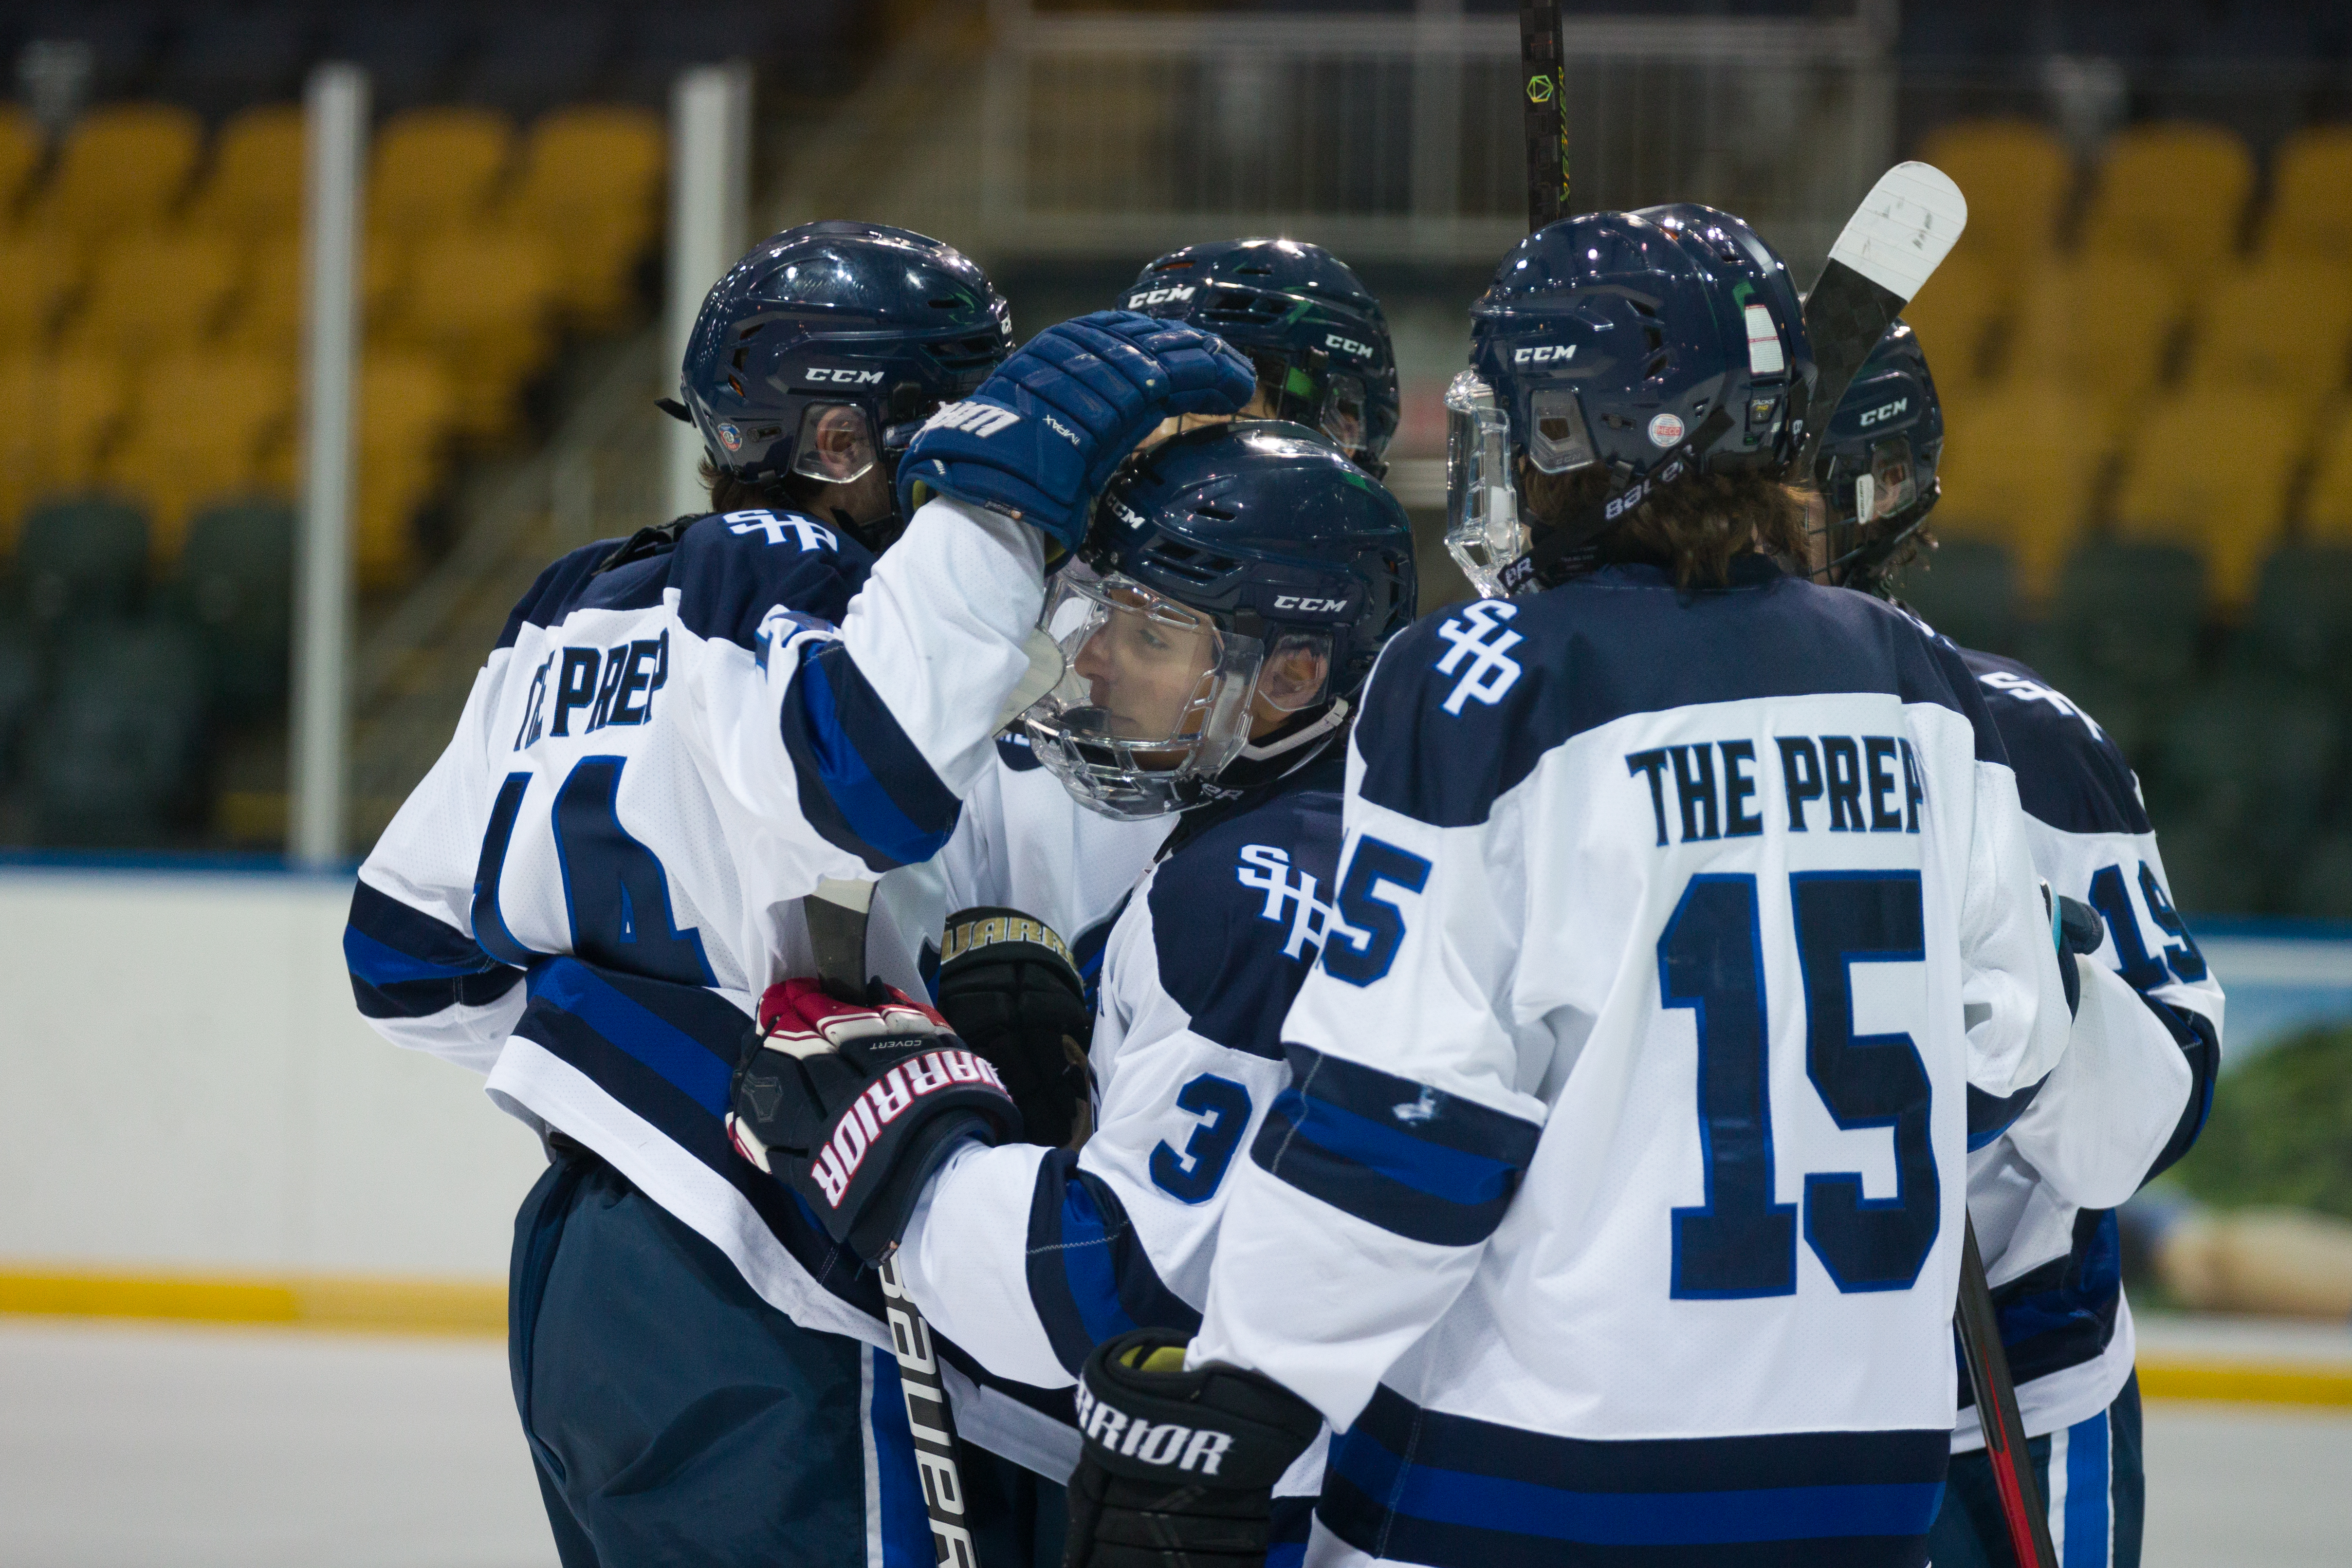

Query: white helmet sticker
[1744,304,1786,377]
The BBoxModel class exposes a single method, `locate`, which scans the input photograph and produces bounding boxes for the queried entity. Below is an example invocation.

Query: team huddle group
[345,206,2223,1568]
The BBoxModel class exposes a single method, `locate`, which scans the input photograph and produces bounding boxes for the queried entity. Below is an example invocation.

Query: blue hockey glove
[727,978,1022,1263]
[2053,890,2102,1018]
[897,311,1257,553]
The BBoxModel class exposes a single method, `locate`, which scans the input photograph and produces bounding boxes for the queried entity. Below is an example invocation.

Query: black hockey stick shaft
[1956,1218,2059,1568]
[1519,0,1566,232]
[809,878,982,1568]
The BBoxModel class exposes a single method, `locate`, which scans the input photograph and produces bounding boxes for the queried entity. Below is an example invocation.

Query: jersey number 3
[1661,870,1936,1299]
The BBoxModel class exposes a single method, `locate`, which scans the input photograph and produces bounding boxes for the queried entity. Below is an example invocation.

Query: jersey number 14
[1662,870,1937,1300]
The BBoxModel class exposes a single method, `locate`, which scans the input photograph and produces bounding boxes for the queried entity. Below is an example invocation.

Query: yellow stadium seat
[371,107,515,239]
[224,232,415,356]
[352,353,459,587]
[2305,406,2352,541]
[2112,388,2305,606]
[60,232,243,354]
[504,107,664,328]
[0,356,39,547]
[0,235,78,351]
[2080,121,2254,279]
[1927,382,2102,600]
[184,104,305,239]
[49,351,128,493]
[105,352,295,557]
[1899,251,2002,388]
[1920,119,2072,272]
[2260,126,2352,262]
[2182,258,2352,403]
[381,232,553,442]
[0,106,41,220]
[2004,254,2182,421]
[23,103,204,252]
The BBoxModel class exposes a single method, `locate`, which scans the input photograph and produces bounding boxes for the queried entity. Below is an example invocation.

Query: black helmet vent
[1139,536,1240,585]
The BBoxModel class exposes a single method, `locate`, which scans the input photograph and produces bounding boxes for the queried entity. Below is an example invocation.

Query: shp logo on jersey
[1126,284,1196,309]
[1433,601,1525,716]
[923,400,1021,439]
[1236,844,1337,962]
[1074,1383,1236,1477]
[808,1049,1008,1208]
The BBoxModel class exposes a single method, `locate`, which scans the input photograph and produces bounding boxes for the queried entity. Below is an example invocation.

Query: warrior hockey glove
[727,977,1022,1263]
[1064,1328,1322,1568]
[898,311,1257,553]
[934,906,1093,1150]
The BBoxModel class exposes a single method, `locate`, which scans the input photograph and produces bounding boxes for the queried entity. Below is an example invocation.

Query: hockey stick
[1796,161,1967,476]
[1957,1218,2059,1568]
[809,877,984,1568]
[1519,0,1567,231]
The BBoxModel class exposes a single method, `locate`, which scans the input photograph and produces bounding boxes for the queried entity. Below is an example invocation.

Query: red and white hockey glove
[728,978,1023,1263]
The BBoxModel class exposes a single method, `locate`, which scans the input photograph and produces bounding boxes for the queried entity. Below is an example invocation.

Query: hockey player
[1042,205,2080,1568]
[726,422,1416,1556]
[1811,323,2223,1568]
[1118,238,1401,477]
[342,219,1255,1565]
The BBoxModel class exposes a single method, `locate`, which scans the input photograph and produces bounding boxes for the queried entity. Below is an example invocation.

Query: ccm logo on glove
[810,1049,1008,1206]
[1074,1382,1234,1476]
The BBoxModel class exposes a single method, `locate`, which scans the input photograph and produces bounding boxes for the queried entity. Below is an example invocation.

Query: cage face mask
[1443,370,1528,599]
[1020,570,1296,819]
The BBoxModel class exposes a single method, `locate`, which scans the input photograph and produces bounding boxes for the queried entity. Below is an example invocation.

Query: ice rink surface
[2,1316,2346,1567]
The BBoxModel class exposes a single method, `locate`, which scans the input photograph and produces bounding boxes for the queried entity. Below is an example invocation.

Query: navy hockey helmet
[672,221,1011,525]
[1021,421,1416,819]
[1447,205,1816,596]
[1118,239,1401,478]
[1812,319,1944,594]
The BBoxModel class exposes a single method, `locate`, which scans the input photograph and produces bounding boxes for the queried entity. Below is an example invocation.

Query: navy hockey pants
[510,1147,1066,1567]
[1927,1373,2143,1568]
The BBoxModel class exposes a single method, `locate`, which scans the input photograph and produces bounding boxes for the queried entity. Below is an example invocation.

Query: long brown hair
[1520,459,1812,590]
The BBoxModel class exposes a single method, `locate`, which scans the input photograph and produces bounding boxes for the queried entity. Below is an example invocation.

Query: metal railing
[975,0,1898,273]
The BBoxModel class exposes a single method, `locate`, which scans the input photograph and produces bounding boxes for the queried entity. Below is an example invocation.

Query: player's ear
[1258,638,1330,713]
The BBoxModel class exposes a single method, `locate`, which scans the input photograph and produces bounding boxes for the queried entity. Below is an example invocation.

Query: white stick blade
[1826,161,1968,304]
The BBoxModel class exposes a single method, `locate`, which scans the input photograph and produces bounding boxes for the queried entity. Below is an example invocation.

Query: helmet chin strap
[1237,697,1350,764]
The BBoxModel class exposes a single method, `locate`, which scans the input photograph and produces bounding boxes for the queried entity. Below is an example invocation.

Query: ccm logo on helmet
[1324,333,1374,359]
[1127,285,1196,308]
[805,367,885,385]
[1074,1384,1236,1476]
[1273,594,1347,613]
[1858,397,1910,428]
[1107,496,1148,531]
[809,1049,1008,1208]
[1512,345,1578,365]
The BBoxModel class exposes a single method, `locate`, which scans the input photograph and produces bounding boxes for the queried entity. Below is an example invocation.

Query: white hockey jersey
[894,746,1349,1536]
[1191,557,2073,1568]
[1948,645,2223,1451]
[345,500,1043,1351]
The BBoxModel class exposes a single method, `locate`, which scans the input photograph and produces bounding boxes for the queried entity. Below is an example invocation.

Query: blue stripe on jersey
[509,956,881,1318]
[1360,559,2006,830]
[1251,1045,1540,1248]
[1957,647,2150,838]
[779,641,962,873]
[867,1349,938,1568]
[1965,1075,2046,1151]
[1321,1385,1948,1566]
[344,880,520,1019]
[527,958,735,1115]
[1023,1149,1200,1377]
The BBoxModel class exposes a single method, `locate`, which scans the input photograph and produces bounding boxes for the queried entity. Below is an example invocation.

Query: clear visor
[1527,386,1596,475]
[790,403,878,484]
[1322,372,1368,453]
[1856,434,1917,523]
[1443,369,1527,600]
[1019,569,1274,819]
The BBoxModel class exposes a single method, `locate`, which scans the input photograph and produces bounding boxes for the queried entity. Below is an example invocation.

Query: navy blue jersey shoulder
[1359,561,2007,829]
[494,511,876,654]
[1146,754,1345,1060]
[1957,647,2150,837]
